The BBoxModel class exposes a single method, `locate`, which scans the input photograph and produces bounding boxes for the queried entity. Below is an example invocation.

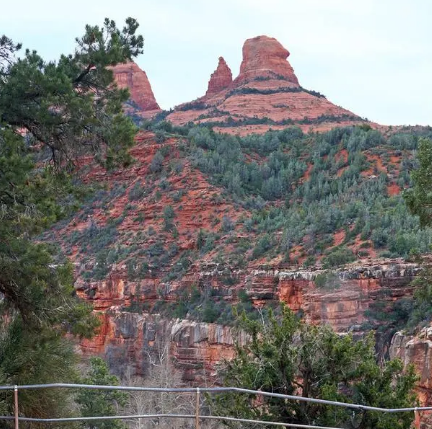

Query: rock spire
[205,57,233,97]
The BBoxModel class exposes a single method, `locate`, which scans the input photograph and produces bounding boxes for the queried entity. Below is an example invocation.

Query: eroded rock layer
[79,261,418,381]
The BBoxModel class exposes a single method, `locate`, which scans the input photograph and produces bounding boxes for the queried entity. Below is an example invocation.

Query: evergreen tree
[213,307,417,429]
[76,357,127,429]
[0,17,143,422]
[404,138,432,227]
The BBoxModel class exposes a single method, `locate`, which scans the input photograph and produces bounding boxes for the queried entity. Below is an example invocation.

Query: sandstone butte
[233,35,299,85]
[165,35,373,135]
[111,61,161,116]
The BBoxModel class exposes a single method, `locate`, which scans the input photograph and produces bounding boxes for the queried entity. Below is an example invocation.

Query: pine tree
[213,306,417,429]
[0,17,143,422]
[404,138,432,227]
[76,358,127,429]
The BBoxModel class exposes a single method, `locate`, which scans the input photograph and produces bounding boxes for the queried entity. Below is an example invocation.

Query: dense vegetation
[187,125,432,263]
[364,137,432,336]
[56,123,432,279]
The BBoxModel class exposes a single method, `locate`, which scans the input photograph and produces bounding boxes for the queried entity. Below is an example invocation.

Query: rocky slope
[166,35,369,134]
[37,119,432,428]
[40,37,432,420]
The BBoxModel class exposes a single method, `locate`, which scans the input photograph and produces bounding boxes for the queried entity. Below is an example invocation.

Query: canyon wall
[78,259,419,382]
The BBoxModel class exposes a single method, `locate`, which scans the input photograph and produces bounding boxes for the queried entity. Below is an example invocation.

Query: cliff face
[52,129,417,383]
[80,312,243,382]
[167,35,369,134]
[390,328,432,426]
[79,261,418,381]
[112,62,161,113]
[391,328,432,405]
[44,121,427,412]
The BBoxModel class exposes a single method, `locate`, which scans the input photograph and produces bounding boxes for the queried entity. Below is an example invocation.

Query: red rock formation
[112,62,160,111]
[59,130,417,391]
[234,35,299,86]
[205,57,233,97]
[79,312,244,382]
[167,35,371,134]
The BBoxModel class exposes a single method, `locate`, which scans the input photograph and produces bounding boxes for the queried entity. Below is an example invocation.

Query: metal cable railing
[0,383,427,429]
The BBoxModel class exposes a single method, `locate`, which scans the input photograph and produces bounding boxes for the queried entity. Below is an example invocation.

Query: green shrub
[322,247,355,268]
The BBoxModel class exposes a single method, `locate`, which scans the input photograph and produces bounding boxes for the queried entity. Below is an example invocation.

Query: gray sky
[2,0,431,126]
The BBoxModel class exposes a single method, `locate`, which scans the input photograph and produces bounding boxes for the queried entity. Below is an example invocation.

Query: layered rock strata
[79,260,419,381]
[80,313,245,382]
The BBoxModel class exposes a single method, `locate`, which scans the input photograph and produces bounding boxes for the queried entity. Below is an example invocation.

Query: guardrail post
[414,407,420,429]
[14,385,19,429]
[195,387,200,429]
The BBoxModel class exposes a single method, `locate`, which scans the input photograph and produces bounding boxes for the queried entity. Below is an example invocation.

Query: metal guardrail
[0,383,427,429]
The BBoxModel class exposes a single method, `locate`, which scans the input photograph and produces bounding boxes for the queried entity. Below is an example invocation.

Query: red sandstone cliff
[78,260,419,381]
[205,57,233,98]
[51,127,426,423]
[112,61,161,112]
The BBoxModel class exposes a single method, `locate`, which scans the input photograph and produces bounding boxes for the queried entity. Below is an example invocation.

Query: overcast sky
[1,0,431,126]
